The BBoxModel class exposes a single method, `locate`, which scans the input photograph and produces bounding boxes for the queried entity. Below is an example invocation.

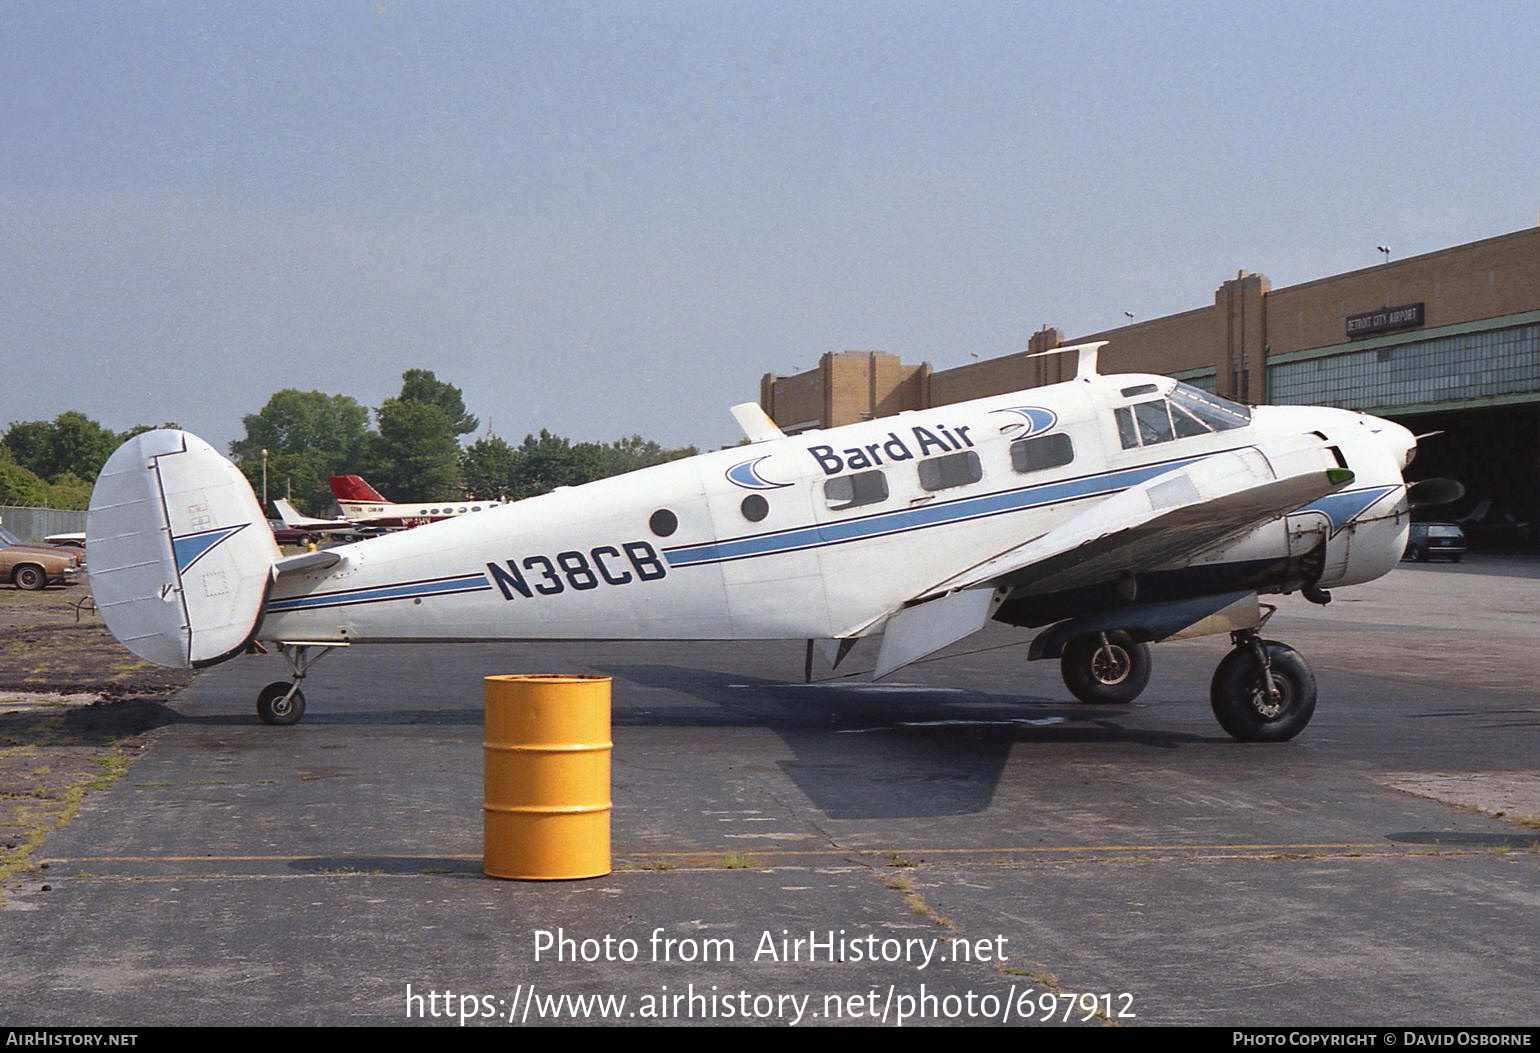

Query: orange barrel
[482,674,612,880]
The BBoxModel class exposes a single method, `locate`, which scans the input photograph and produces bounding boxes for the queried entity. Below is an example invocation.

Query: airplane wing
[871,438,1355,678]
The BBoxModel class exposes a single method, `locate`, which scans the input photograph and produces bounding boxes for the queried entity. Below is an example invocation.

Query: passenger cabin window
[1011,432,1074,473]
[824,470,888,511]
[917,450,982,492]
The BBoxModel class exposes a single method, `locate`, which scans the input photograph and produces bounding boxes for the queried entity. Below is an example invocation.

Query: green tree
[120,421,182,441]
[460,436,521,500]
[459,431,699,501]
[396,369,478,437]
[2,412,122,482]
[228,390,373,514]
[44,472,93,511]
[372,398,461,501]
[500,430,606,500]
[593,434,698,477]
[0,447,51,506]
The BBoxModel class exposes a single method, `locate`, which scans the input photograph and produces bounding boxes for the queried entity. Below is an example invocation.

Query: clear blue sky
[3,0,1536,454]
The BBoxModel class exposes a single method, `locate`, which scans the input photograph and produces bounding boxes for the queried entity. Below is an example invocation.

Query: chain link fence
[0,506,88,541]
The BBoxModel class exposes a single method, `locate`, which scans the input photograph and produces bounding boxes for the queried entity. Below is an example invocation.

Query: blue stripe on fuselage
[266,572,492,614]
[663,450,1220,568]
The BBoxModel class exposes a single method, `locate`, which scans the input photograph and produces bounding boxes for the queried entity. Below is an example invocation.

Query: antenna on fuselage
[1023,340,1107,379]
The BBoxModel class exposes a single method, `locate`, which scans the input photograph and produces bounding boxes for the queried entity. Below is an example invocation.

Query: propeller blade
[1406,477,1465,508]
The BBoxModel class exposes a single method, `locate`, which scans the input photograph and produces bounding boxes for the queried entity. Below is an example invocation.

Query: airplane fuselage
[259,373,1413,649]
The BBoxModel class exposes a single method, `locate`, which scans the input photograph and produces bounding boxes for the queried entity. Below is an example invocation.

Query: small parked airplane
[327,474,503,528]
[86,343,1449,740]
[270,498,368,540]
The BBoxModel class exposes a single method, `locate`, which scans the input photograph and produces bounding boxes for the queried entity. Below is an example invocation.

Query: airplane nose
[1367,416,1417,470]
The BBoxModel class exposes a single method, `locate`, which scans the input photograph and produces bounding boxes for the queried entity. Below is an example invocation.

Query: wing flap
[872,587,999,680]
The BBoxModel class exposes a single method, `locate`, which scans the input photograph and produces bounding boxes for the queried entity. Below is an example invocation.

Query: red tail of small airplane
[327,475,389,503]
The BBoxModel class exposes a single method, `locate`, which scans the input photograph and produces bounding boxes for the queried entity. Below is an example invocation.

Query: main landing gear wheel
[1209,636,1316,742]
[1061,631,1152,704]
[257,681,306,726]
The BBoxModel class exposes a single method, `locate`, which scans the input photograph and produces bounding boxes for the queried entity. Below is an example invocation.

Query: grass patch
[880,870,954,929]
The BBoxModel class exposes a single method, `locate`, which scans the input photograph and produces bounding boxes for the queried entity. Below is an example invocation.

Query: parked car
[267,520,318,547]
[0,525,82,589]
[1403,522,1467,563]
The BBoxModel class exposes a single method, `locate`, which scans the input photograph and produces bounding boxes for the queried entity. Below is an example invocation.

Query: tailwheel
[1061,631,1152,704]
[252,642,340,726]
[257,681,306,726]
[1210,633,1316,742]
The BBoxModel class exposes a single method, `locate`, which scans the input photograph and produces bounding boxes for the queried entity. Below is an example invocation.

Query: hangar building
[758,224,1540,546]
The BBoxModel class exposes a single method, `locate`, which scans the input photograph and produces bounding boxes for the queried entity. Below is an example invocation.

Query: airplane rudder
[87,431,280,669]
[328,474,386,502]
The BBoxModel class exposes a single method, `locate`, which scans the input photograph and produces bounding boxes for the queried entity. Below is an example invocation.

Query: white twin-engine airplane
[87,343,1442,741]
[327,473,505,527]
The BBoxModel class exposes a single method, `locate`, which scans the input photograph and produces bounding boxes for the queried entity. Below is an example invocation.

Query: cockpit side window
[823,469,889,511]
[1115,406,1140,450]
[1134,400,1174,445]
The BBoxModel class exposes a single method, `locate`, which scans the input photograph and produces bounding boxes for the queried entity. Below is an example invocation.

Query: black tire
[1450,554,1462,564]
[13,564,47,591]
[1209,640,1316,742]
[1411,546,1427,562]
[1061,631,1151,704]
[257,681,306,726]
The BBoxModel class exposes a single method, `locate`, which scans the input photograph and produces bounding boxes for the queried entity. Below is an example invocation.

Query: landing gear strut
[256,643,338,726]
[1061,631,1152,704]
[1209,629,1316,741]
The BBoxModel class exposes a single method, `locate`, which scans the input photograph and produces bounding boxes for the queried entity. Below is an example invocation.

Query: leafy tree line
[461,430,697,503]
[2,369,696,515]
[0,412,176,509]
[229,369,694,514]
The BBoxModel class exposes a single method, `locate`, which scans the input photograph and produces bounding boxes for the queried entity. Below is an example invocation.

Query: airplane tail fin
[272,497,307,528]
[328,474,388,503]
[87,431,281,669]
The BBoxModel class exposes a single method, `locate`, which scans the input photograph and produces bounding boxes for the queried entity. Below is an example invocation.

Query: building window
[1268,323,1539,410]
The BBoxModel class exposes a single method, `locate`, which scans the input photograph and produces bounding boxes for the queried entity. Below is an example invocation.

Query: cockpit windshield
[1169,383,1251,432]
[1115,382,1251,450]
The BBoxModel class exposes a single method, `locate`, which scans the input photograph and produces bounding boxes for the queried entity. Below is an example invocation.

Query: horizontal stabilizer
[87,431,280,668]
[275,550,343,576]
